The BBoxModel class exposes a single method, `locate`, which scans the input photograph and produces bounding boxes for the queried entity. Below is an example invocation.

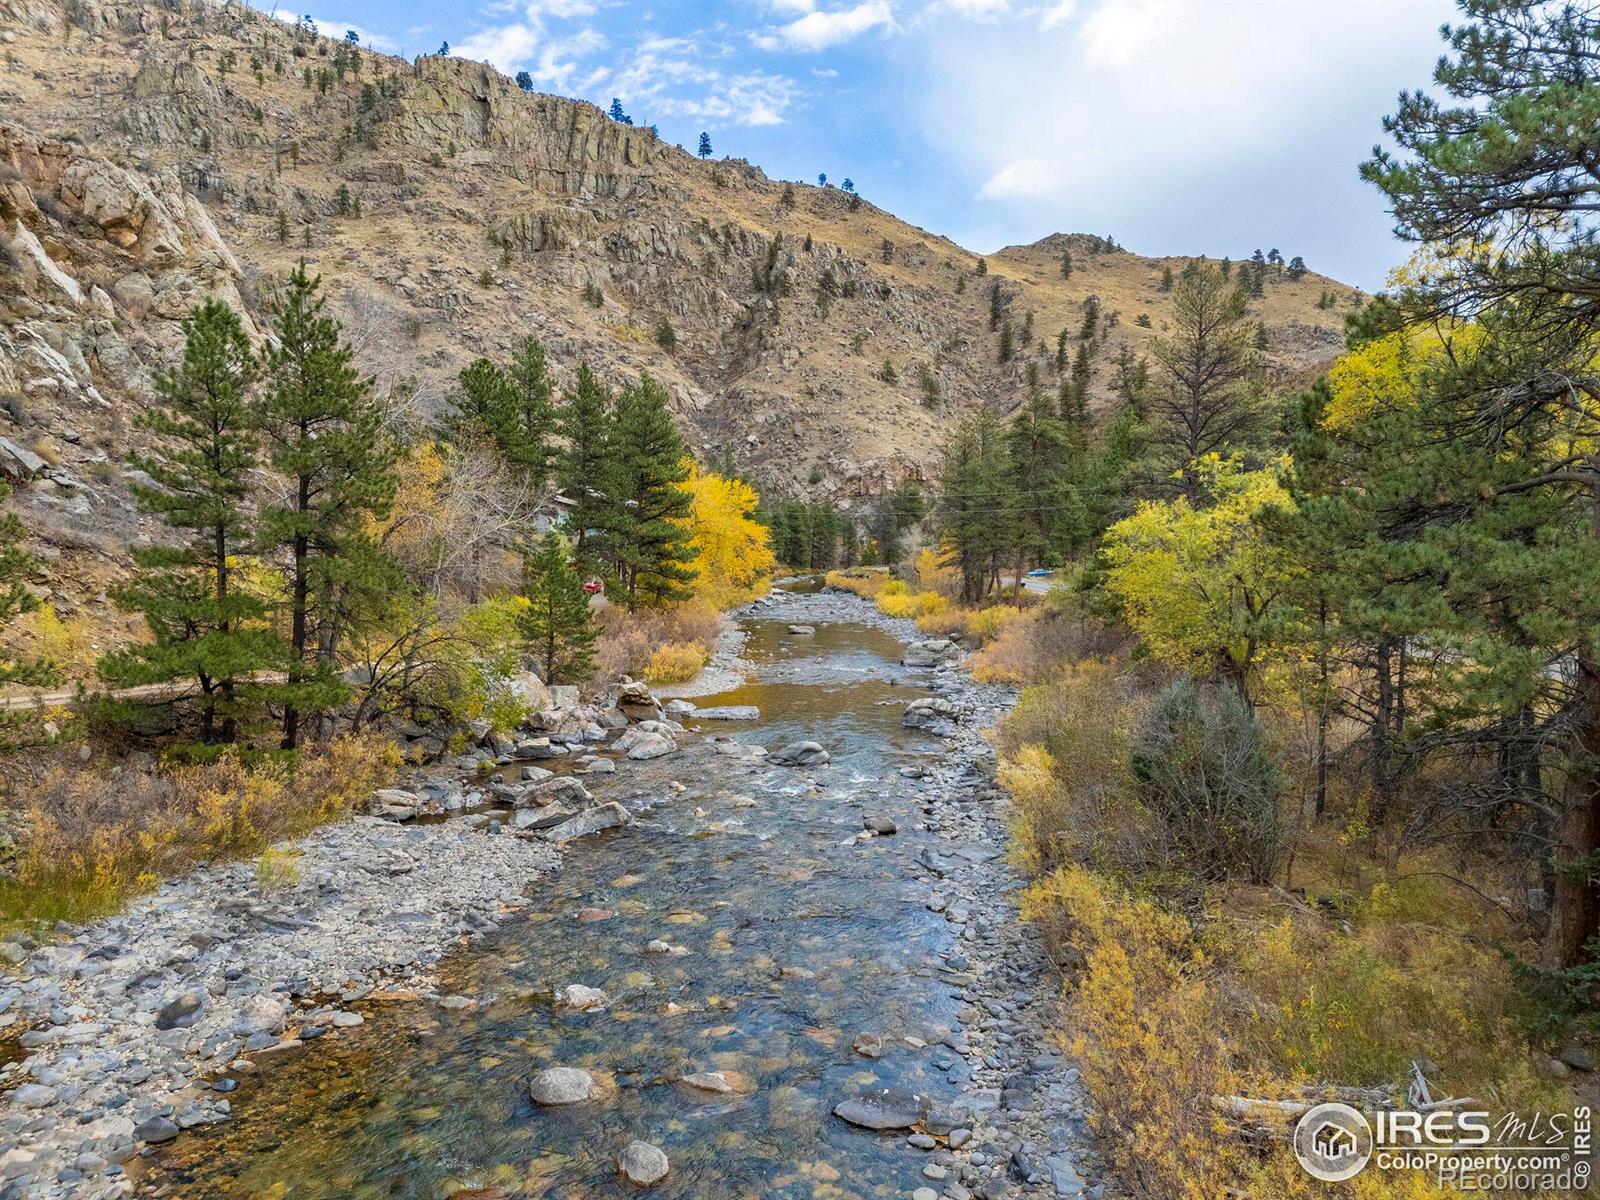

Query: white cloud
[940,0,1008,19]
[453,21,541,71]
[1036,0,1075,31]
[811,66,840,77]
[270,11,399,53]
[1079,0,1168,67]
[977,157,1055,199]
[607,48,802,126]
[768,1,894,51]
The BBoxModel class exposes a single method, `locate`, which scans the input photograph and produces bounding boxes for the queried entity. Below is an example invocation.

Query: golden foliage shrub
[823,568,890,598]
[643,641,710,684]
[877,588,948,619]
[998,657,1148,875]
[1021,867,1245,1200]
[1021,868,1482,1200]
[593,598,724,682]
[0,734,399,926]
[914,547,960,597]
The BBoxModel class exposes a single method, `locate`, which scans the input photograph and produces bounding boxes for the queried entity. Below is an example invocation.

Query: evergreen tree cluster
[100,269,398,750]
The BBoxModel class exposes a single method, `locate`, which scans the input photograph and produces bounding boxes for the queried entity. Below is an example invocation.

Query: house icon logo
[1294,1102,1373,1181]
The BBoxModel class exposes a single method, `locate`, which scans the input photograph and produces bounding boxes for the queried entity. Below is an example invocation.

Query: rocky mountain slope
[0,0,1363,650]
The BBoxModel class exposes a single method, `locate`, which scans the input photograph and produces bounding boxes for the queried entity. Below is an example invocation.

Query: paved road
[1002,574,1055,595]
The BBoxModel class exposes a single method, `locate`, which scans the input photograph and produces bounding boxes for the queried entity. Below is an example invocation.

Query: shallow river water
[134,610,1000,1199]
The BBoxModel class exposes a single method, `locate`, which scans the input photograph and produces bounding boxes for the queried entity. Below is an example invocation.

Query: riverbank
[0,587,1107,1200]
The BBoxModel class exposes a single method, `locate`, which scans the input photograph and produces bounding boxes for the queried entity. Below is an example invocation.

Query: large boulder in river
[618,1140,670,1186]
[617,679,662,721]
[693,705,760,721]
[614,725,676,760]
[768,740,830,768]
[517,776,593,809]
[528,1067,597,1105]
[902,639,961,668]
[510,670,552,713]
[833,1087,933,1130]
[542,802,630,843]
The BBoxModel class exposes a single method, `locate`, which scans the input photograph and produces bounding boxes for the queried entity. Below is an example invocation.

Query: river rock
[615,727,675,759]
[693,705,760,721]
[154,991,204,1030]
[864,815,897,835]
[517,776,592,808]
[618,1139,670,1186]
[787,624,816,634]
[548,684,580,709]
[528,1066,596,1105]
[510,804,573,831]
[555,984,610,1010]
[902,639,959,668]
[134,1116,180,1144]
[542,802,630,843]
[902,697,963,730]
[833,1087,932,1130]
[370,788,423,820]
[768,740,829,767]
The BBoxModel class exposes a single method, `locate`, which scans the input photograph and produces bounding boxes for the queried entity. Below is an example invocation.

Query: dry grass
[0,734,399,928]
[643,641,710,684]
[592,598,725,684]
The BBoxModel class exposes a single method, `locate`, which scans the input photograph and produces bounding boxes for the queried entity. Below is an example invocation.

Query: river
[128,589,1099,1200]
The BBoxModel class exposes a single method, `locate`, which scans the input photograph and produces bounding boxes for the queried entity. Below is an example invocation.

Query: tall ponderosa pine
[450,337,555,488]
[259,265,398,749]
[1005,387,1086,594]
[555,364,616,558]
[1362,0,1600,970]
[935,409,1012,603]
[101,301,286,744]
[518,531,596,684]
[1139,264,1268,503]
[604,373,697,605]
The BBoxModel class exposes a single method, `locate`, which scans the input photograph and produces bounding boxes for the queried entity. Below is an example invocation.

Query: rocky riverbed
[0,586,1108,1200]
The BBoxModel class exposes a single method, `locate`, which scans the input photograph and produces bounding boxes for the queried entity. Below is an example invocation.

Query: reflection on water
[138,617,975,1199]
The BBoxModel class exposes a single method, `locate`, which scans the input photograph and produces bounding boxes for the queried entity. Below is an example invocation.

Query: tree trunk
[282,528,309,751]
[1546,655,1600,969]
[1316,592,1329,818]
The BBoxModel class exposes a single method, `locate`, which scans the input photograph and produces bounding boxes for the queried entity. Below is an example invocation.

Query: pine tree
[698,131,712,159]
[556,364,616,559]
[505,335,556,487]
[518,531,596,684]
[1006,388,1085,591]
[998,322,1014,363]
[1138,264,1267,503]
[515,69,533,91]
[258,264,398,749]
[608,97,627,122]
[988,280,1003,330]
[1060,250,1072,278]
[1360,0,1600,968]
[100,301,286,745]
[604,373,698,605]
[935,410,1011,603]
[0,483,57,690]
[1286,255,1307,280]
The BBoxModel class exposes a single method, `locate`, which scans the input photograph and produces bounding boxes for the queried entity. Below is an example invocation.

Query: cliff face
[0,0,1364,632]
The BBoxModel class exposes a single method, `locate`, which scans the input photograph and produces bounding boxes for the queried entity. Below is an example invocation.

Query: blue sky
[280,0,1456,291]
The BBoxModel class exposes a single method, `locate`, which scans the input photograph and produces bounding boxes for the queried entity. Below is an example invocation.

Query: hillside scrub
[0,734,398,928]
[993,601,1576,1198]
